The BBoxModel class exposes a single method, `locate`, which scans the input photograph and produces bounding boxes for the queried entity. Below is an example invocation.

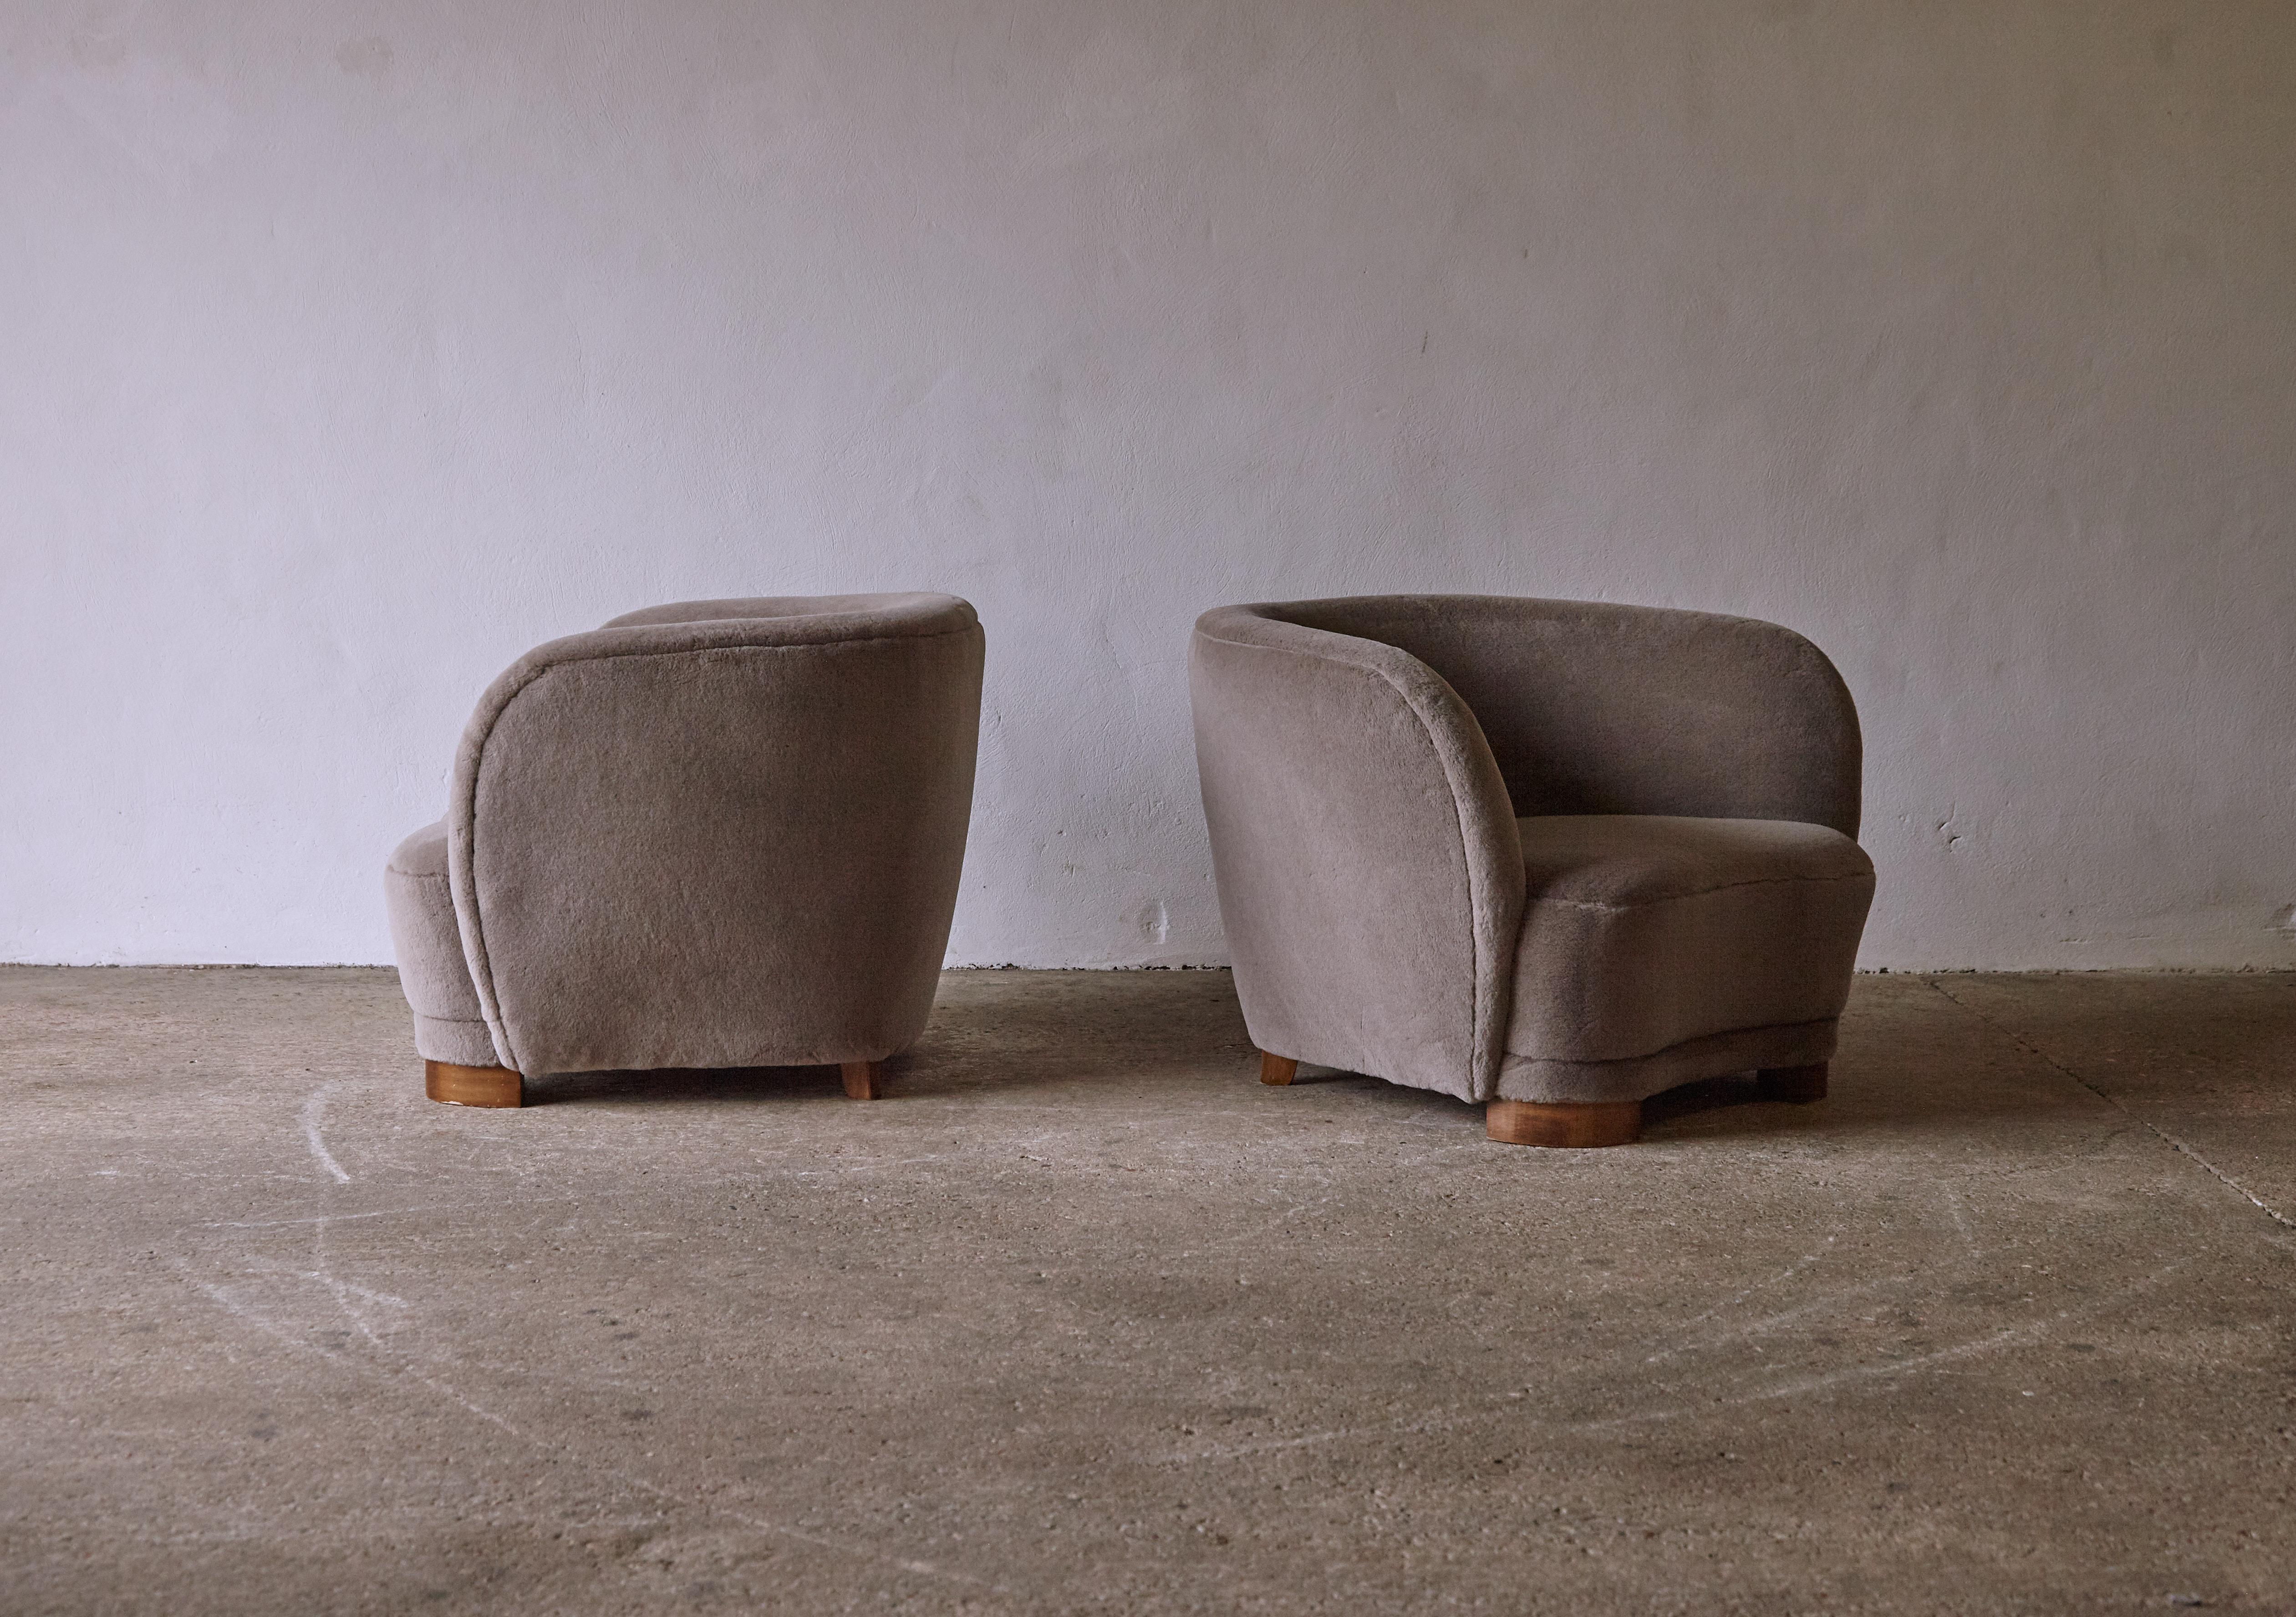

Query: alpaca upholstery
[1189,595,1873,1110]
[384,821,496,1068]
[385,594,983,1079]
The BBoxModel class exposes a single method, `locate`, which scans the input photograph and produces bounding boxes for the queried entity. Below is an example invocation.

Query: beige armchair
[385,594,984,1107]
[1189,595,1873,1147]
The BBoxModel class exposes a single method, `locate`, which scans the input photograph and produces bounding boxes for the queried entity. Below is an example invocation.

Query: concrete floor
[3,969,2294,1614]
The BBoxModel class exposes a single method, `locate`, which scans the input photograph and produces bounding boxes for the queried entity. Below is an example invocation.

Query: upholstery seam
[1527,869,1874,910]
[1502,1016,1839,1069]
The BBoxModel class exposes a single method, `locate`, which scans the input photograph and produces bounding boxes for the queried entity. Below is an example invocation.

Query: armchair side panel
[1190,615,1523,1102]
[448,615,983,1077]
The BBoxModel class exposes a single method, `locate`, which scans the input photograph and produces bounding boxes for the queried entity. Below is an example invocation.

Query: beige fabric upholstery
[1500,815,1874,1102]
[1190,595,1873,1107]
[1188,608,1524,1103]
[384,821,497,1068]
[384,594,984,1078]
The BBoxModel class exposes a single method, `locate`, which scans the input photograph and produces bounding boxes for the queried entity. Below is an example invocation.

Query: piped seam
[1528,869,1873,910]
[1502,1016,1839,1070]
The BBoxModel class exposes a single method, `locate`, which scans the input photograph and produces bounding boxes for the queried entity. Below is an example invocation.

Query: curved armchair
[385,594,984,1107]
[1190,595,1873,1147]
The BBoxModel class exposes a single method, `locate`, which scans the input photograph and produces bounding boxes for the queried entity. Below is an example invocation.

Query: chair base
[1755,1062,1828,1103]
[841,1061,881,1101]
[1486,1098,1643,1148]
[425,1060,523,1108]
[1259,1051,1298,1086]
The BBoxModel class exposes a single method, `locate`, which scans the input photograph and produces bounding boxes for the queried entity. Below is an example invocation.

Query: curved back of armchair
[1268,596,1863,837]
[448,595,983,1077]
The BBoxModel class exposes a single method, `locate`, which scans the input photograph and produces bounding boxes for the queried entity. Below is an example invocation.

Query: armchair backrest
[447,594,983,1077]
[1267,596,1863,837]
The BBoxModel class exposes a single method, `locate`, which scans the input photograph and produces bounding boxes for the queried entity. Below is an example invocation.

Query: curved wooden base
[425,1060,523,1108]
[1259,1051,1299,1087]
[841,1061,881,1101]
[1755,1062,1829,1103]
[1486,1097,1643,1148]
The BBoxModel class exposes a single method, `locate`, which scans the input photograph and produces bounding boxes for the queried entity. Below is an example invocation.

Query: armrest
[1190,607,1524,1102]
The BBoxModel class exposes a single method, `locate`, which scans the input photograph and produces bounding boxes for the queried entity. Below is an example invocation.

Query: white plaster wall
[4,0,2291,969]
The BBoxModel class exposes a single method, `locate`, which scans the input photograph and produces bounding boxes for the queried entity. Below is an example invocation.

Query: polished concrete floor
[3,966,2293,1614]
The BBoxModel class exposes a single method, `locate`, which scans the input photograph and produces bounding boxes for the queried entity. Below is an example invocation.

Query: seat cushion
[383,821,500,1068]
[1500,815,1874,1101]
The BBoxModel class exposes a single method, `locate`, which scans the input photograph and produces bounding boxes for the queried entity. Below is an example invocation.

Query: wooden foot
[1259,1051,1298,1086]
[841,1061,881,1101]
[1755,1062,1828,1103]
[425,1060,523,1108]
[1485,1098,1642,1148]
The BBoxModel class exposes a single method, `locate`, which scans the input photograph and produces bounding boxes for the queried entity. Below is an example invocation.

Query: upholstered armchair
[385,594,984,1107]
[1189,595,1874,1147]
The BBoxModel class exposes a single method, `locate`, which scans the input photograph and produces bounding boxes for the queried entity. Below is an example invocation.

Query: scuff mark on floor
[1151,1258,2190,1465]
[299,1083,351,1184]
[1925,979,2296,1229]
[170,1245,1005,1594]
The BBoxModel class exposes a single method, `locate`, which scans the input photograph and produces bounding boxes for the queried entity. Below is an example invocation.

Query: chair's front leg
[1258,1052,1299,1086]
[425,1060,524,1108]
[1485,1098,1642,1148]
[841,1061,881,1100]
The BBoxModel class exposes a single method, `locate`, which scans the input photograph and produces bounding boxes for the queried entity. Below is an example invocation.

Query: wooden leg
[1485,1098,1642,1148]
[841,1061,881,1101]
[1259,1051,1299,1087]
[425,1060,523,1108]
[1755,1062,1828,1103]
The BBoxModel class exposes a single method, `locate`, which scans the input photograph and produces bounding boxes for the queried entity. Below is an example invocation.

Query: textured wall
[4,0,2291,967]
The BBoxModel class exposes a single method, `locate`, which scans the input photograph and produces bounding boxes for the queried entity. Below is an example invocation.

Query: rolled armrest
[1190,607,1524,1102]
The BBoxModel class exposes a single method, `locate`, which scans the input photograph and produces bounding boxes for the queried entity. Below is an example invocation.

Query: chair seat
[1500,815,1875,1102]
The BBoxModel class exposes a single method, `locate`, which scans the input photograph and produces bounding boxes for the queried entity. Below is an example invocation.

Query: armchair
[385,593,984,1106]
[1189,595,1873,1146]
